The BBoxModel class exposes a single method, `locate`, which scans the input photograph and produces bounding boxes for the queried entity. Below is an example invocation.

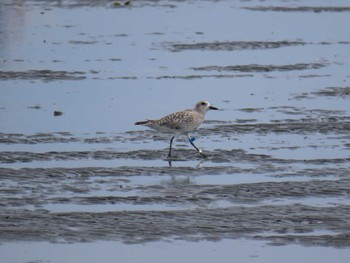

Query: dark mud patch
[204,118,350,137]
[0,70,86,81]
[0,150,168,163]
[0,132,80,144]
[1,147,349,165]
[243,6,350,13]
[237,108,264,113]
[1,205,349,246]
[293,87,350,100]
[192,62,327,73]
[1,167,348,207]
[297,74,331,79]
[3,0,116,8]
[313,87,350,98]
[0,132,125,145]
[154,74,254,80]
[68,40,98,45]
[27,105,42,110]
[168,41,306,52]
[0,161,349,183]
[1,0,172,9]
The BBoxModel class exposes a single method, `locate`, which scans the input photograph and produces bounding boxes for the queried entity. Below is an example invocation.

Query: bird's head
[194,100,218,113]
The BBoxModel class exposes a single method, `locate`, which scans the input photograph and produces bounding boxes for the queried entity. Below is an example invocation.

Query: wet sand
[1,0,350,262]
[1,118,349,247]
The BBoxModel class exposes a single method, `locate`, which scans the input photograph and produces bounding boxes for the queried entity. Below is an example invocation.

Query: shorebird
[135,100,218,158]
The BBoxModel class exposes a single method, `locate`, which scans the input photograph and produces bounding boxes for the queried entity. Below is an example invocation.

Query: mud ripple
[313,87,350,98]
[0,70,86,81]
[168,41,306,52]
[2,117,349,146]
[1,148,349,164]
[293,87,350,100]
[0,132,124,145]
[192,62,327,73]
[1,205,349,246]
[209,118,350,135]
[154,74,254,79]
[243,6,350,13]
[0,163,349,182]
[2,176,348,207]
[1,159,349,246]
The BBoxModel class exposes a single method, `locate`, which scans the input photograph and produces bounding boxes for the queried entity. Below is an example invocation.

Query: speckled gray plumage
[135,109,203,134]
[135,101,216,134]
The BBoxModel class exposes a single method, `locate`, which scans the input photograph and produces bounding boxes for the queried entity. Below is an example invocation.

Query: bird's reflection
[166,158,204,168]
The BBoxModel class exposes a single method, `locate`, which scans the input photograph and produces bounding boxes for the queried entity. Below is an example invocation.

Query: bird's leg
[187,134,206,158]
[167,136,175,159]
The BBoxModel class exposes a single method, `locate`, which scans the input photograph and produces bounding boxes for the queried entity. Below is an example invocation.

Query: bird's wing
[158,110,199,130]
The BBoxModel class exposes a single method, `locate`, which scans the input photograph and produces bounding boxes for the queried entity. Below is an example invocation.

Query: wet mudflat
[1,0,350,262]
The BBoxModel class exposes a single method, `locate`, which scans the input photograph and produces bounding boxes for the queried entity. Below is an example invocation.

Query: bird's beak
[209,105,218,110]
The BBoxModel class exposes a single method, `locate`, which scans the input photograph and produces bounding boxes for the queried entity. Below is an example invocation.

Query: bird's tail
[135,120,152,125]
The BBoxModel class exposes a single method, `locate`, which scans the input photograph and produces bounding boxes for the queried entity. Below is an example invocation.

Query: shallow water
[1,0,350,262]
[2,239,350,263]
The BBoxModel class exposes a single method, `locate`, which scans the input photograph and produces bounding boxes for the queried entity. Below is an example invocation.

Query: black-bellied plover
[135,100,218,158]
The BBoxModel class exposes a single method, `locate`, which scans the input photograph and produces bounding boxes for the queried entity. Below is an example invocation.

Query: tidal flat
[1,0,350,262]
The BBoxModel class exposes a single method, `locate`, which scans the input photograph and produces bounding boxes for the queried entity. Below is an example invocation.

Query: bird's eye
[201,102,206,105]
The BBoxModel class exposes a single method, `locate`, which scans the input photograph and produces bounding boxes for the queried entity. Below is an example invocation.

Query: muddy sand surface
[1,0,350,262]
[1,117,350,247]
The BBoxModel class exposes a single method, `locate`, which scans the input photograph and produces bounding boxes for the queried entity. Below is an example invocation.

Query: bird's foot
[198,149,207,158]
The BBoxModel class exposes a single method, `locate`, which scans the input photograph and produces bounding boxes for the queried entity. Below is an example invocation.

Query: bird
[135,100,218,158]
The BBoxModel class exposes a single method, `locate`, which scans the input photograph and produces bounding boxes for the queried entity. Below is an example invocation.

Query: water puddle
[2,239,350,263]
